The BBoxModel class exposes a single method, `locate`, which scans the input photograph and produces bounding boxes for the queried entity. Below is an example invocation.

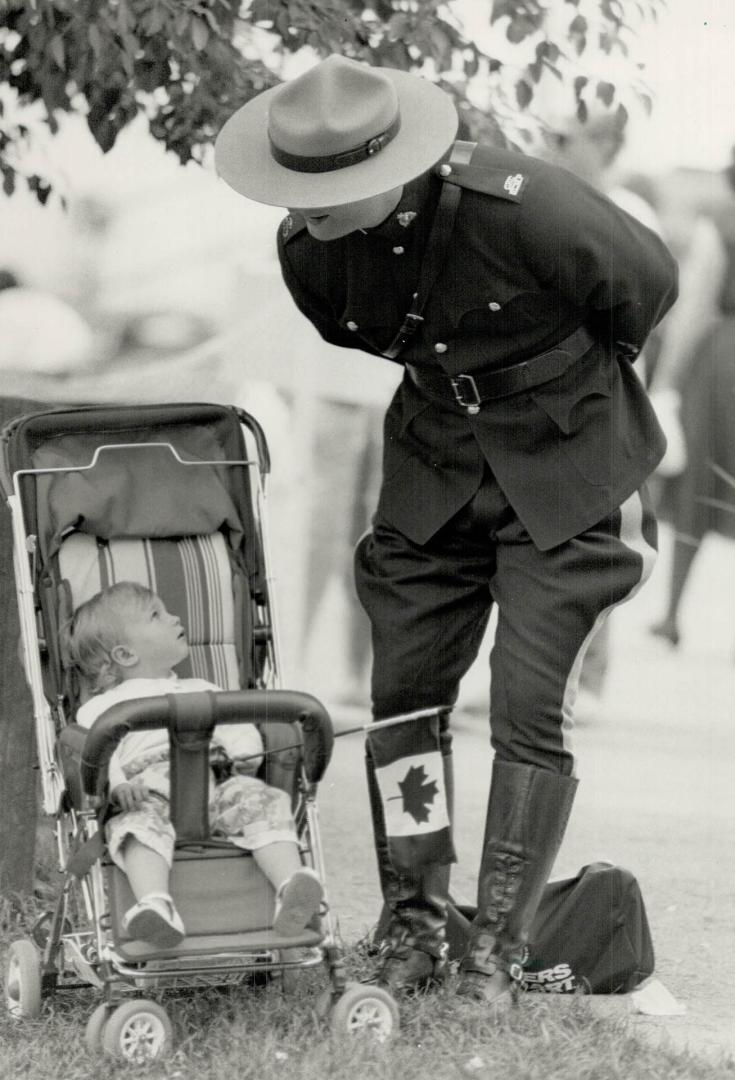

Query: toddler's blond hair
[64,582,156,693]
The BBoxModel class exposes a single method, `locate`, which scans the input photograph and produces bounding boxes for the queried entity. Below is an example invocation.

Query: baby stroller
[0,402,399,1061]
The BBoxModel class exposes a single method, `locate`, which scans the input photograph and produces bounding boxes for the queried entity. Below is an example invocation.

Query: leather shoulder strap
[382,141,474,360]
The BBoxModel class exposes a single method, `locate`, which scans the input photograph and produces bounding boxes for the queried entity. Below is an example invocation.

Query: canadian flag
[368,711,455,867]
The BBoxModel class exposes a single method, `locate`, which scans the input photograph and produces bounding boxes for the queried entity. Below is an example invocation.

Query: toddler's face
[120,595,188,672]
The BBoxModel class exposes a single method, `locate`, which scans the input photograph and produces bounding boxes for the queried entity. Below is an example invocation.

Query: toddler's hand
[112,780,149,811]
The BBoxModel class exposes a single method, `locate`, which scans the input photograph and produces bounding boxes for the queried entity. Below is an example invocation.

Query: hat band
[269,112,401,174]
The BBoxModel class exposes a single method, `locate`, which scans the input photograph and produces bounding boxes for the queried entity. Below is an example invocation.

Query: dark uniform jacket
[278,143,679,550]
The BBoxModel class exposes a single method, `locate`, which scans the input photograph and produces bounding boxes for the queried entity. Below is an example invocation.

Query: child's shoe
[272,868,323,937]
[122,893,185,948]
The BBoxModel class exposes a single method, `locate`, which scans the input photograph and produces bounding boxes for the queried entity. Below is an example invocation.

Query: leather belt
[406,326,595,413]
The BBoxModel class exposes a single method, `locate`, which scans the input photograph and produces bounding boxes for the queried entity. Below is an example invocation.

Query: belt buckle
[450,373,481,414]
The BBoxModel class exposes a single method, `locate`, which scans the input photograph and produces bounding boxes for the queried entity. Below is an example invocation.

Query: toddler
[67,581,323,949]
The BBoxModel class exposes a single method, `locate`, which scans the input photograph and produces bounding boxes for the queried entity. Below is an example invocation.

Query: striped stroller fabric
[59,532,241,689]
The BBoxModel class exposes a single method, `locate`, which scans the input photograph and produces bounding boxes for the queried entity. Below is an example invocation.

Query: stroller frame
[7,429,281,816]
[1,402,399,1059]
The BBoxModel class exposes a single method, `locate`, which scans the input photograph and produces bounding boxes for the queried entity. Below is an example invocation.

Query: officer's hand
[112,780,149,811]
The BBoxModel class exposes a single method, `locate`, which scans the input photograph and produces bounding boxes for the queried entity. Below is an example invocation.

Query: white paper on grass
[631,978,687,1016]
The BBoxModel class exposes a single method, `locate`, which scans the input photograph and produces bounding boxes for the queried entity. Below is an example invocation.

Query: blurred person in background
[301,399,383,704]
[544,114,661,232]
[0,269,95,375]
[648,144,735,650]
[541,114,666,721]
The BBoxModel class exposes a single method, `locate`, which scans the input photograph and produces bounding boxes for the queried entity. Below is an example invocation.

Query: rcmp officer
[215,55,678,1007]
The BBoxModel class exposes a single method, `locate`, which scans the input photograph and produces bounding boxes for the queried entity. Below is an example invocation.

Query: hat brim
[214,67,458,209]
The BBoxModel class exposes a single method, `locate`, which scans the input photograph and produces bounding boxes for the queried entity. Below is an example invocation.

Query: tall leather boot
[364,722,454,993]
[456,760,578,1006]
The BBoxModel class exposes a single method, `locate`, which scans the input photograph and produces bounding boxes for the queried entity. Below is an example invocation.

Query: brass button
[439,164,452,177]
[346,320,359,331]
[392,246,405,255]
[434,342,448,354]
[488,302,501,312]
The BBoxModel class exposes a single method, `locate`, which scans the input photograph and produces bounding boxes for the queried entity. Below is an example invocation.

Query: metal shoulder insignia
[280,212,307,243]
[437,161,528,203]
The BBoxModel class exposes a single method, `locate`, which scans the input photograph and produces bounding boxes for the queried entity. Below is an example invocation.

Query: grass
[1,893,734,1080]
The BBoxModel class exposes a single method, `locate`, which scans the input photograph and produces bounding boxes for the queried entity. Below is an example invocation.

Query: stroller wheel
[84,1002,111,1052]
[329,983,399,1042]
[101,999,173,1063]
[31,912,73,951]
[4,939,43,1019]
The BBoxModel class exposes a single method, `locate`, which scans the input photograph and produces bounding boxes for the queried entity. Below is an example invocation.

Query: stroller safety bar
[8,442,260,497]
[80,689,334,797]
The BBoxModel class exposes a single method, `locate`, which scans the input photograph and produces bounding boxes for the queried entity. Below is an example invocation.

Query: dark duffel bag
[375,861,655,994]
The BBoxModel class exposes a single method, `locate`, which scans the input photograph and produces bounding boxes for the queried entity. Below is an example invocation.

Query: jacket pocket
[529,356,612,435]
[445,282,529,330]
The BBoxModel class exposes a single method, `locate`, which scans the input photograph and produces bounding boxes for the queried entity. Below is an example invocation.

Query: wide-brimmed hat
[214,54,458,209]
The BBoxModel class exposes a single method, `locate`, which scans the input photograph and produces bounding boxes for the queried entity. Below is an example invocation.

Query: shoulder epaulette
[436,151,528,203]
[280,212,307,243]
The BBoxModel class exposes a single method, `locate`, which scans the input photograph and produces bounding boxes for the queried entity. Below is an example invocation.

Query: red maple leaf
[388,764,439,825]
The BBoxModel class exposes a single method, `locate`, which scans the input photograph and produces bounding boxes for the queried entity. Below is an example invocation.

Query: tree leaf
[491,0,516,24]
[429,25,451,66]
[88,24,103,56]
[535,40,560,63]
[596,80,615,106]
[507,16,535,44]
[528,59,543,84]
[638,91,653,116]
[136,58,169,93]
[601,0,625,25]
[87,114,119,153]
[117,0,132,34]
[464,52,479,78]
[141,6,165,35]
[191,16,210,51]
[516,78,533,109]
[175,9,190,36]
[50,34,65,70]
[569,14,588,56]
